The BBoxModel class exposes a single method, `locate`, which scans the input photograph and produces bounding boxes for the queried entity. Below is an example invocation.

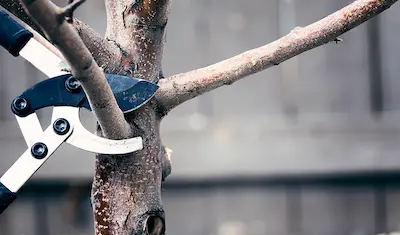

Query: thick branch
[0,0,122,72]
[155,0,398,116]
[19,0,130,139]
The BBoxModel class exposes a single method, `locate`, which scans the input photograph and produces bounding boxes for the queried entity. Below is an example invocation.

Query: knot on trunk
[133,210,166,235]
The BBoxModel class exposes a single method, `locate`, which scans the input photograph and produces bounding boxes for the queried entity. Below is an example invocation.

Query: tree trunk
[91,1,171,234]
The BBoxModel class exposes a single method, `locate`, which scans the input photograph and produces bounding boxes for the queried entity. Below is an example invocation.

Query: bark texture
[2,0,398,234]
[92,1,171,234]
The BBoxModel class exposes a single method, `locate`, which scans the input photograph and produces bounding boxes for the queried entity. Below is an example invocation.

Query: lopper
[0,10,158,214]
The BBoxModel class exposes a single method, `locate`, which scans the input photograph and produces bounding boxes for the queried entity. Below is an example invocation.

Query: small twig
[60,0,85,23]
[333,37,343,43]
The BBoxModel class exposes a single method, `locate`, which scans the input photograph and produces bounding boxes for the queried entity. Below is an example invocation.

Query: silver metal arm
[51,106,143,154]
[15,114,43,147]
[16,107,143,154]
[0,120,73,192]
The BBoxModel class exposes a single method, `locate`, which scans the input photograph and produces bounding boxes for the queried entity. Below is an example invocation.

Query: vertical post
[34,195,50,235]
[277,0,299,119]
[374,184,387,234]
[194,0,213,117]
[286,185,302,235]
[0,208,11,235]
[0,49,5,120]
[367,15,384,117]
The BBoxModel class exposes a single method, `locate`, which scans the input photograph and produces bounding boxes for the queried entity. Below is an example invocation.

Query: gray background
[0,0,400,234]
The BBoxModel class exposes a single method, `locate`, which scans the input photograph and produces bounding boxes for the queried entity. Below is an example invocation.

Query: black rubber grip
[0,182,16,215]
[0,10,33,56]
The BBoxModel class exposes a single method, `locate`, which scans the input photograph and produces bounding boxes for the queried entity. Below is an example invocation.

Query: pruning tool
[0,10,159,215]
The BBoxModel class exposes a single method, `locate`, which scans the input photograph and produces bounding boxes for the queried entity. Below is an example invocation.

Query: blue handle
[0,10,33,56]
[0,182,16,215]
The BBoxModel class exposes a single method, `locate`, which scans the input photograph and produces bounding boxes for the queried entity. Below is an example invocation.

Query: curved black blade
[81,79,159,112]
[11,73,159,117]
[11,74,84,117]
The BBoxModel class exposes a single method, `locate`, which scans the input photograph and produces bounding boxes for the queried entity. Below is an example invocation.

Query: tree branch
[61,0,85,23]
[72,19,124,74]
[155,0,398,116]
[1,0,123,73]
[19,0,131,139]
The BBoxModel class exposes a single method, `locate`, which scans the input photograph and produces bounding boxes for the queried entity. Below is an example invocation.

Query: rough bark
[104,0,169,81]
[155,0,399,116]
[91,1,171,234]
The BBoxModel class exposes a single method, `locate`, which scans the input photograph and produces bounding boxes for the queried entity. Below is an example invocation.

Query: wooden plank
[0,47,31,120]
[278,0,300,118]
[1,0,400,180]
[300,187,375,235]
[386,189,400,231]
[295,0,370,115]
[212,187,288,235]
[159,0,202,116]
[2,199,36,235]
[2,114,400,179]
[379,3,400,111]
[163,189,216,235]
[208,0,283,117]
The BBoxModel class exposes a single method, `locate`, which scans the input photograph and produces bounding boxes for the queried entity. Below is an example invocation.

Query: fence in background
[1,173,400,235]
[1,0,400,180]
[0,0,400,234]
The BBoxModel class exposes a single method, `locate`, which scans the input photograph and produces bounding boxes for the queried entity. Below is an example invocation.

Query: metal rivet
[53,118,70,135]
[31,142,48,159]
[11,97,29,115]
[65,76,82,93]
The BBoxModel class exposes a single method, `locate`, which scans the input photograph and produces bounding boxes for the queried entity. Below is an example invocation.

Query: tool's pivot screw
[11,97,29,115]
[31,142,48,159]
[65,76,82,93]
[53,118,70,135]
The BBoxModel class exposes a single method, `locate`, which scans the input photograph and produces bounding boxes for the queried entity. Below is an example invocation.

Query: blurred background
[1,0,400,234]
